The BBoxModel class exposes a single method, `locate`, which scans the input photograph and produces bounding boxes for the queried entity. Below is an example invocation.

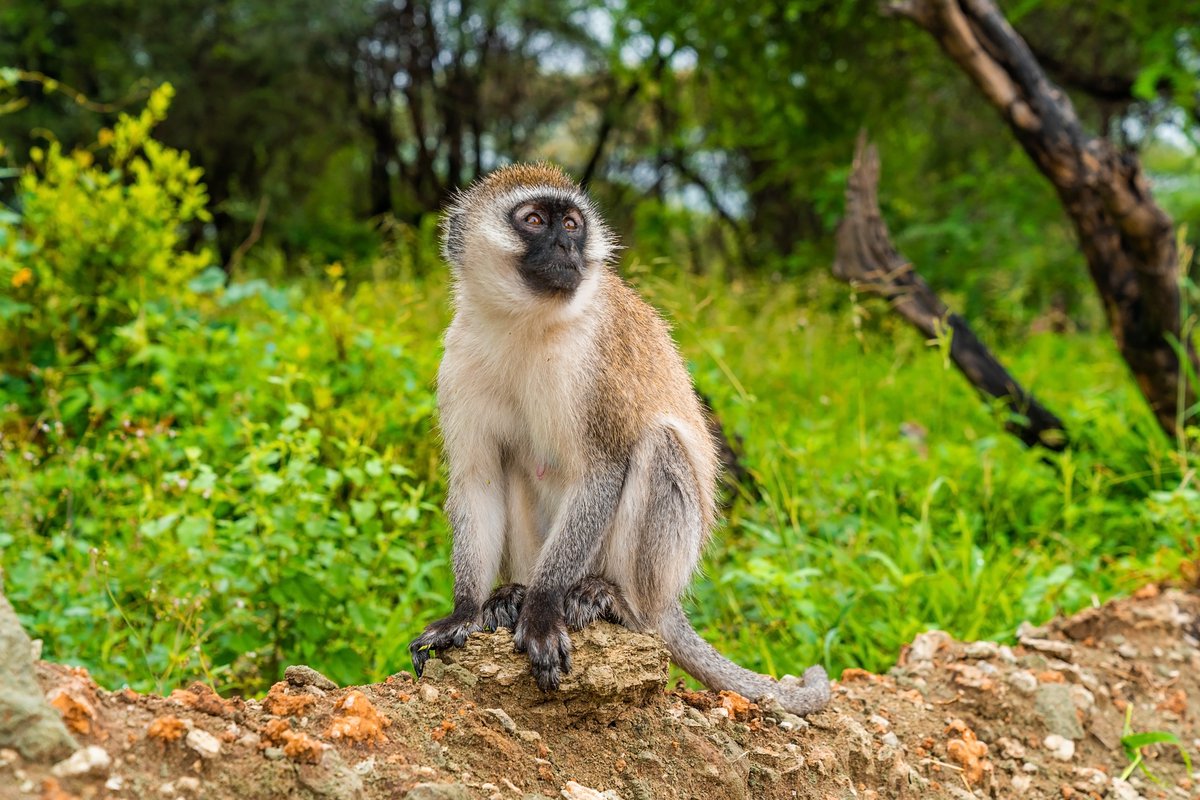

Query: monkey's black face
[509,197,588,296]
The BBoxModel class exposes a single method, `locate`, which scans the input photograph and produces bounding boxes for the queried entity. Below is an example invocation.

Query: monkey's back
[588,271,719,526]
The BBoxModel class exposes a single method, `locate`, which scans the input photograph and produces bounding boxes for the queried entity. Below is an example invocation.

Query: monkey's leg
[481,583,526,631]
[409,468,508,675]
[620,427,831,716]
[563,576,629,631]
[513,464,626,692]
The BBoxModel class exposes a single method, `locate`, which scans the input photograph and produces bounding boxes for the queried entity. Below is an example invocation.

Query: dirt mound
[2,586,1198,799]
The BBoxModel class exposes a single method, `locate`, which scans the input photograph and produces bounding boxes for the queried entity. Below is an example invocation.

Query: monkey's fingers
[482,583,527,631]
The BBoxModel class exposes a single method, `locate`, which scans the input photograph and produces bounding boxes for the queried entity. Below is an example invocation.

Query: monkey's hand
[408,605,481,676]
[512,590,571,692]
[481,583,526,631]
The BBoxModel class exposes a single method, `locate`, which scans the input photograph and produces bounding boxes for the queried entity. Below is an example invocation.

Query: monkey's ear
[441,210,467,265]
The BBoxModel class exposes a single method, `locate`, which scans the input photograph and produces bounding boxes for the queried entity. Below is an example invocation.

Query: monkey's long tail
[658,602,831,716]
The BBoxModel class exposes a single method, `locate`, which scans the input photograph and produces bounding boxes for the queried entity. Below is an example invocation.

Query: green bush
[0,83,210,376]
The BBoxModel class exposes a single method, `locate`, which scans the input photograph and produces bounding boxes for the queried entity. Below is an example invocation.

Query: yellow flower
[11,267,32,288]
[325,262,344,279]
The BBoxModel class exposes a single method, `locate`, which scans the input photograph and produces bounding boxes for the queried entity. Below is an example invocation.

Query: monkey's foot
[408,608,481,676]
[513,593,571,692]
[481,583,526,631]
[564,576,628,631]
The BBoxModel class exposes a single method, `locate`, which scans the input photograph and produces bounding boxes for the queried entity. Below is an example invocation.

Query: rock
[404,783,472,800]
[881,732,901,748]
[484,708,518,733]
[298,749,365,800]
[1117,643,1139,660]
[50,745,111,777]
[185,728,222,758]
[1109,778,1144,800]
[285,665,338,691]
[518,730,542,742]
[907,630,952,666]
[175,776,201,794]
[963,641,999,660]
[445,624,669,722]
[1019,636,1074,660]
[1042,734,1075,761]
[418,685,440,703]
[263,747,285,760]
[1007,670,1038,695]
[1035,684,1085,739]
[560,782,621,800]
[1011,774,1033,794]
[0,588,77,760]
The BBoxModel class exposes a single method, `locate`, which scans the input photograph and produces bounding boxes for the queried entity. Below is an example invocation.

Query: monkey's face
[508,197,587,296]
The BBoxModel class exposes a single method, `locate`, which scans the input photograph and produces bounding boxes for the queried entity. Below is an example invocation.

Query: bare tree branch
[834,134,1068,451]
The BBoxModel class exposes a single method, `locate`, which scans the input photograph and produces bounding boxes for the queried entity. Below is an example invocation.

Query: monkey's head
[441,163,617,314]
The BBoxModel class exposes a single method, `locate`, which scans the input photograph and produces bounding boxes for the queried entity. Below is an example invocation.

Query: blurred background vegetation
[0,0,1197,694]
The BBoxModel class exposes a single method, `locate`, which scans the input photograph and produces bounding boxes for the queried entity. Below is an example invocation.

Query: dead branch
[834,134,1068,451]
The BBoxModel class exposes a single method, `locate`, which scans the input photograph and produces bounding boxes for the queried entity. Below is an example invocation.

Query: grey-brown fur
[409,163,830,715]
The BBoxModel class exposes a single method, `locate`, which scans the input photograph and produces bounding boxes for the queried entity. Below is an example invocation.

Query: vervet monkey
[409,163,830,716]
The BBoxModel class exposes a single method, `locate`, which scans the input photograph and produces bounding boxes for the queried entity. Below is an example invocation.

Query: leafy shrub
[0,83,210,376]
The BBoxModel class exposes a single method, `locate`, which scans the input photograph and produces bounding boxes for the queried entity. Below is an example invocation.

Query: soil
[3,583,1199,800]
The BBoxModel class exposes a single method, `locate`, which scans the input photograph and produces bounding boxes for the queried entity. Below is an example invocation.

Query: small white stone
[175,777,201,794]
[51,746,112,777]
[561,781,608,800]
[1110,778,1144,800]
[1007,670,1038,695]
[418,684,440,703]
[159,781,176,796]
[881,732,901,748]
[1117,643,1139,659]
[963,641,999,659]
[485,707,517,733]
[1043,734,1075,761]
[0,748,18,767]
[185,728,222,758]
[353,757,376,775]
[868,714,891,731]
[105,775,125,791]
[1012,774,1033,793]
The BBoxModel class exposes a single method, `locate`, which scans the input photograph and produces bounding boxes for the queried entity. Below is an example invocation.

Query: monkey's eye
[563,217,579,231]
[523,212,545,226]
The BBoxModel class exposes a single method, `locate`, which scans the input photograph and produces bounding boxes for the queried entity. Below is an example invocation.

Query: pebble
[963,641,999,660]
[1022,761,1039,773]
[1007,670,1038,695]
[353,757,376,776]
[236,732,261,749]
[284,664,338,691]
[1019,636,1074,660]
[264,747,285,760]
[484,708,517,734]
[1109,778,1144,800]
[1117,643,1139,660]
[419,685,440,703]
[1043,734,1075,761]
[185,728,222,758]
[778,713,808,732]
[1072,767,1106,788]
[518,730,542,742]
[105,776,124,791]
[51,746,112,777]
[908,630,952,665]
[175,776,201,794]
[0,748,16,767]
[868,714,891,731]
[881,732,900,748]
[1011,774,1033,793]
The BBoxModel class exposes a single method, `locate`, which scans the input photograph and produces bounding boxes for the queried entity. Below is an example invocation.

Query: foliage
[2,235,1195,692]
[0,83,210,377]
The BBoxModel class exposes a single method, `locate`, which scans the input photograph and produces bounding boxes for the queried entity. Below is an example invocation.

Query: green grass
[1,259,1196,694]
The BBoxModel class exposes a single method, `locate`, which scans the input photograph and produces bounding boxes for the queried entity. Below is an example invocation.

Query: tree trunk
[889,0,1198,439]
[835,135,1068,451]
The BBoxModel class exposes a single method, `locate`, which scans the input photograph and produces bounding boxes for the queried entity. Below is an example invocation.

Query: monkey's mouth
[520,261,584,296]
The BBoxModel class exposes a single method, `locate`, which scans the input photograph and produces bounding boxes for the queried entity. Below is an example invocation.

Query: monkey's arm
[409,455,507,674]
[513,462,626,691]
